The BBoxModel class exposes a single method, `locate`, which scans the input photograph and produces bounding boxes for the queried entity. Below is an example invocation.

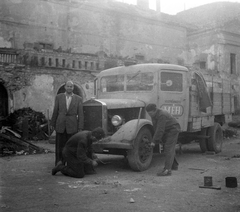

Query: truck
[83,63,235,171]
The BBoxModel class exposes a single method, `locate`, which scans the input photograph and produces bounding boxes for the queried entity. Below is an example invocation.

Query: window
[41,57,45,66]
[56,58,59,67]
[49,58,52,66]
[100,75,124,92]
[78,61,82,69]
[62,59,65,67]
[135,54,145,61]
[230,53,236,74]
[72,60,75,68]
[126,72,153,91]
[200,61,206,69]
[160,72,183,92]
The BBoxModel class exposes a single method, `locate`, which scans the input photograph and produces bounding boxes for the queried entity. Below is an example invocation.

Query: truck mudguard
[110,119,153,144]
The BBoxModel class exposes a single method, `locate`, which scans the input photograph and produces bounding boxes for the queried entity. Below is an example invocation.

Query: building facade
[1,0,240,118]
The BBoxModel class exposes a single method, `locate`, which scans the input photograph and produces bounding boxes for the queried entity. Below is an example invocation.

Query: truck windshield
[160,72,183,92]
[100,72,154,92]
[100,75,124,92]
[126,72,153,91]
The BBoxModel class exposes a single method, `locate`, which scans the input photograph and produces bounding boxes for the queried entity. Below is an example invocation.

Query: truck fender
[110,119,153,144]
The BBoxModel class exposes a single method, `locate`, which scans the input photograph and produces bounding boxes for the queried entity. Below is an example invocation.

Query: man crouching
[52,127,105,178]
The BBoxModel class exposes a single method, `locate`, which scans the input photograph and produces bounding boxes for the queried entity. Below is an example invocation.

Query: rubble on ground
[0,107,53,157]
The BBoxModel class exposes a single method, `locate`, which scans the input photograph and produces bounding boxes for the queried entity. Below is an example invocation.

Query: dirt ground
[1,133,240,212]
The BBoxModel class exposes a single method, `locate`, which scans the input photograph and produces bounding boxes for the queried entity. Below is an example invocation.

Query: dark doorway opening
[0,83,8,117]
[57,84,82,97]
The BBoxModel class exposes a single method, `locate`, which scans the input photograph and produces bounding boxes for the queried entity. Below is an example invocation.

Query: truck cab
[83,63,191,171]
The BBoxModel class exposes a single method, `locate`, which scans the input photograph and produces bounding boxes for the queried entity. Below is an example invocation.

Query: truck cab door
[158,70,189,131]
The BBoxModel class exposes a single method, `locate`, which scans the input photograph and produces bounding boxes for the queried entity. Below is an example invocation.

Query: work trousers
[60,148,95,178]
[162,124,180,170]
[55,130,74,165]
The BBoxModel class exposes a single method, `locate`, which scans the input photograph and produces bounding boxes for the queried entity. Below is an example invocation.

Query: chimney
[156,0,161,13]
[137,0,149,10]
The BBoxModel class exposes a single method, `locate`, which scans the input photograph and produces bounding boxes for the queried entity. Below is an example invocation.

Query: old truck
[83,63,234,171]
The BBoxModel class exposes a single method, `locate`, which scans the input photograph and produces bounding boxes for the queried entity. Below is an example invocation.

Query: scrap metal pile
[0,107,52,157]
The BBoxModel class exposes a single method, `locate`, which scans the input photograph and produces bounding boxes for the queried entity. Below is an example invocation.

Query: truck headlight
[111,115,123,127]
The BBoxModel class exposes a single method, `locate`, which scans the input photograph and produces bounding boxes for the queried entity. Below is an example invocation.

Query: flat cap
[146,103,157,112]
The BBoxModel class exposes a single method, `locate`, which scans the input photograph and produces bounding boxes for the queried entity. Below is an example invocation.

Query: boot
[52,163,64,175]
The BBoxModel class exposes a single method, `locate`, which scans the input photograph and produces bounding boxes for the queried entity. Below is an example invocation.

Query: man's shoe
[85,169,97,175]
[52,163,64,175]
[157,169,172,176]
[171,165,178,171]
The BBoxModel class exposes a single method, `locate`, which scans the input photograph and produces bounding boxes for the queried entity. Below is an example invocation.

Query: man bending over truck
[146,103,180,176]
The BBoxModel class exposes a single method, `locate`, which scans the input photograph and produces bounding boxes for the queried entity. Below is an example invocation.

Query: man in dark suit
[51,80,83,165]
[51,127,105,178]
[146,103,180,176]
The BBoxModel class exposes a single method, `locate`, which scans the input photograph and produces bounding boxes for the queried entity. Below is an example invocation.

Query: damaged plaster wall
[13,75,54,115]
[0,63,95,117]
[0,0,187,63]
[13,70,94,117]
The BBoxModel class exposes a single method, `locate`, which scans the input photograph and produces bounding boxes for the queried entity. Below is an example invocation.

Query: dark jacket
[63,131,93,164]
[151,109,180,144]
[51,93,83,134]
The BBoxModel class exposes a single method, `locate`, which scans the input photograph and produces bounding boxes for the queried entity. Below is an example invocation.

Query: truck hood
[93,98,146,109]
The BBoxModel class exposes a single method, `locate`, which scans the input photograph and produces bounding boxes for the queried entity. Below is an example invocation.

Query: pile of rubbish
[0,107,53,157]
[3,107,52,140]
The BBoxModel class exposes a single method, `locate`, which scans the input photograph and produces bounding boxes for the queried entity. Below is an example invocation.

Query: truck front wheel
[127,127,153,171]
[207,123,223,153]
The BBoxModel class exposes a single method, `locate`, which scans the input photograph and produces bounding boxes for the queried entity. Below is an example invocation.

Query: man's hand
[150,142,155,148]
[92,160,98,167]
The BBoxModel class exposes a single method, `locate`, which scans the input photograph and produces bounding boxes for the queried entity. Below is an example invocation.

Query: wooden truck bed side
[188,72,234,132]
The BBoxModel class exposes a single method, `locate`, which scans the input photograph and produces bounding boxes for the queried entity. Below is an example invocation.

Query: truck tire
[199,128,208,153]
[127,127,153,171]
[207,123,223,153]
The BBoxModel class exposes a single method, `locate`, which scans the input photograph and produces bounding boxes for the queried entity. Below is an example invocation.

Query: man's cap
[92,127,105,140]
[146,103,157,112]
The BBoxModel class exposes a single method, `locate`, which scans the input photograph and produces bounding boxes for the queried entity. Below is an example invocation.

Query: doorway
[0,83,8,117]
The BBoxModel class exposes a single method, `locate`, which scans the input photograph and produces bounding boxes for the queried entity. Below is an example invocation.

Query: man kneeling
[52,127,105,178]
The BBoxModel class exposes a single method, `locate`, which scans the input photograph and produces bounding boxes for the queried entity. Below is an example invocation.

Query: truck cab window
[160,72,183,92]
[126,72,153,91]
[101,75,124,92]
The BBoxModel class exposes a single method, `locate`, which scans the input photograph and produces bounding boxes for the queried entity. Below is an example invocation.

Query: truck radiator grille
[83,106,102,131]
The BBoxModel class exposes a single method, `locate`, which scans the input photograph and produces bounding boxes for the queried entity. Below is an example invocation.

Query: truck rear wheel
[199,128,208,153]
[127,127,153,171]
[207,123,223,153]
